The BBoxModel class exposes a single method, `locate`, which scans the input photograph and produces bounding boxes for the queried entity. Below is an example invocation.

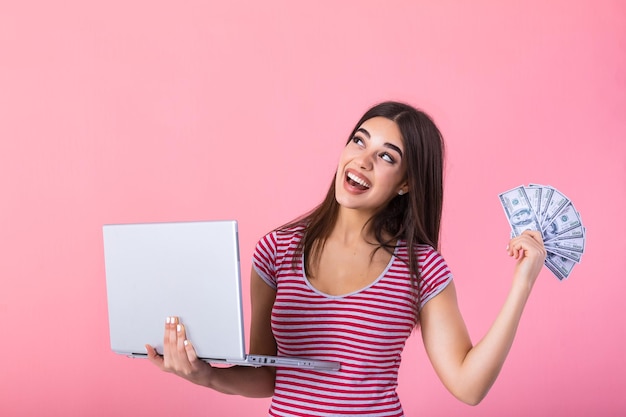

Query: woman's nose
[355,151,375,170]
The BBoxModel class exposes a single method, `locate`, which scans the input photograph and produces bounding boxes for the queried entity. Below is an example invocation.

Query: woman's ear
[397,182,409,196]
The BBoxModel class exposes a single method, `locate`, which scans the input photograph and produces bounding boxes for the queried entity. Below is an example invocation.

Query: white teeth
[347,172,370,188]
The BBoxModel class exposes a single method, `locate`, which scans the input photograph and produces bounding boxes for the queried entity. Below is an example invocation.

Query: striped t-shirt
[253,226,453,417]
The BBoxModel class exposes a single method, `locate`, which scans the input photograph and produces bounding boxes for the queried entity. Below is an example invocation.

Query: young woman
[146,101,547,416]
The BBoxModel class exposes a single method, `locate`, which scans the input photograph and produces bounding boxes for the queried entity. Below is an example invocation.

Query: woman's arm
[420,230,546,405]
[146,267,277,398]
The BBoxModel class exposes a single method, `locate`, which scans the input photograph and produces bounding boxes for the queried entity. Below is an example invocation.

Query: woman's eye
[380,153,395,163]
[351,136,364,146]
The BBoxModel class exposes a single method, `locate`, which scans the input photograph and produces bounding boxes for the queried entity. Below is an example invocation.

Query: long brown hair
[279,101,445,303]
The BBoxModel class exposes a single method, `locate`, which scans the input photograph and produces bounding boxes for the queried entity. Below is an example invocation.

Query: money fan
[499,184,585,280]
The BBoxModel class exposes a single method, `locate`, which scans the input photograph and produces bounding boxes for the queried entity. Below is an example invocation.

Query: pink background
[1,1,624,416]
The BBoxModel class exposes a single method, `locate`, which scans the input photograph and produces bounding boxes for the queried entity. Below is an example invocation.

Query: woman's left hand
[506,230,547,288]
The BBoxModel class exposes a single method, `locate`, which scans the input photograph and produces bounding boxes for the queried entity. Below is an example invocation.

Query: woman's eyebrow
[356,127,371,138]
[385,143,403,158]
[356,127,404,158]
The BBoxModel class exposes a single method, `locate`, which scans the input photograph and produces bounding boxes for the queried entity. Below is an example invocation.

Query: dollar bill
[524,186,542,219]
[498,186,543,236]
[545,251,577,281]
[544,225,585,241]
[542,188,570,229]
[534,184,554,225]
[500,184,585,281]
[545,236,585,254]
[546,247,582,263]
[542,203,582,237]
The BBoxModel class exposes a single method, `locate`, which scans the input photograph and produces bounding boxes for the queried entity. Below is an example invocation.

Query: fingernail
[177,324,182,332]
[184,340,189,346]
[166,316,171,324]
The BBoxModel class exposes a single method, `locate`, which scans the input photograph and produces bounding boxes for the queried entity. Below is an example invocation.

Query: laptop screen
[103,220,247,361]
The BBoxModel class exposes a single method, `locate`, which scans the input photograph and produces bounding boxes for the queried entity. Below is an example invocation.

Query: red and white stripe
[253,227,452,417]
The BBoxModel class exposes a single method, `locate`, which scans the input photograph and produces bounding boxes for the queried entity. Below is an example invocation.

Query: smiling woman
[0,0,622,415]
[146,101,548,417]
[335,116,408,214]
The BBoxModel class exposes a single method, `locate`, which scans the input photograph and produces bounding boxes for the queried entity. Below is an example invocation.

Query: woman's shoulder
[256,222,306,248]
[264,222,305,242]
[395,240,443,259]
[393,241,452,293]
[274,222,307,236]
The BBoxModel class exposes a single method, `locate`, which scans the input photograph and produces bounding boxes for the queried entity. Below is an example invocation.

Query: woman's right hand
[145,316,214,387]
[144,270,278,397]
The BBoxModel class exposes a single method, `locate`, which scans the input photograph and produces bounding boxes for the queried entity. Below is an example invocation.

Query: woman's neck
[331,207,375,245]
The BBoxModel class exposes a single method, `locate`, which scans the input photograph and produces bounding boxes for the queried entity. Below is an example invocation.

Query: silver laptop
[103,220,340,371]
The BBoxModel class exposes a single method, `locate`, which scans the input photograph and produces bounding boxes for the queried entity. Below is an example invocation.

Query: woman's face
[334,116,408,215]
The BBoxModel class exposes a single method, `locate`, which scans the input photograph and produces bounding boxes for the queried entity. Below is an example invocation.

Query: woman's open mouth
[346,172,370,190]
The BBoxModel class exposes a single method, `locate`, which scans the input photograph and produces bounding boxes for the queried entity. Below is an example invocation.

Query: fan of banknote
[499,184,585,280]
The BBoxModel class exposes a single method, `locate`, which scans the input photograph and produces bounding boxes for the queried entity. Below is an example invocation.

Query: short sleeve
[418,247,453,310]
[252,231,278,290]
